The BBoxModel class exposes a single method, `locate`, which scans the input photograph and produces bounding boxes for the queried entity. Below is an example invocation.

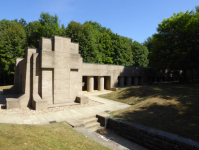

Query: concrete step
[82,117,98,125]
[89,126,105,132]
[48,102,79,108]
[80,115,96,120]
[85,122,100,129]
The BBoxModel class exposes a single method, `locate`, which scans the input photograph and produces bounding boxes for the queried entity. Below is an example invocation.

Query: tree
[132,41,149,67]
[149,8,199,81]
[109,32,134,66]
[66,21,101,63]
[0,22,26,84]
[25,12,63,48]
[98,32,113,64]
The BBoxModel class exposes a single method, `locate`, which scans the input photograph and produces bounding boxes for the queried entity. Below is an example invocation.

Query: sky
[0,0,198,43]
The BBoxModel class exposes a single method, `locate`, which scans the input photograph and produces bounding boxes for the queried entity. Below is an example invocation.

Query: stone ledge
[96,113,112,127]
[76,96,89,104]
[107,118,199,150]
[32,94,48,110]
[6,98,19,109]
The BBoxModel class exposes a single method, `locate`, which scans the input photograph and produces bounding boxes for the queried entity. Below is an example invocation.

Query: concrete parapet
[107,118,199,150]
[96,113,112,127]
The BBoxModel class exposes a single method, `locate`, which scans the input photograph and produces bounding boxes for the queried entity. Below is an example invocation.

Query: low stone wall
[106,118,199,150]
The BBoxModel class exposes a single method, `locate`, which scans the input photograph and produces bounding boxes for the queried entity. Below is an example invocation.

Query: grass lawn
[0,122,110,150]
[99,81,199,142]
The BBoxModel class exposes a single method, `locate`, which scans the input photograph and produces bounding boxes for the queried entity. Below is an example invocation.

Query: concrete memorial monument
[3,36,180,110]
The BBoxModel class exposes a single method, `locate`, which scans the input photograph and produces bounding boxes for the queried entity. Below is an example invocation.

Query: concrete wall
[82,63,182,87]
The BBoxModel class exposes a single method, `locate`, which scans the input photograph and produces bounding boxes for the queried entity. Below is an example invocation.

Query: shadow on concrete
[99,130,148,150]
[113,65,182,87]
[0,91,22,109]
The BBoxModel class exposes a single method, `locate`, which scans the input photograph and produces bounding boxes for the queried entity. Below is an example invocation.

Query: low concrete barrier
[106,118,199,150]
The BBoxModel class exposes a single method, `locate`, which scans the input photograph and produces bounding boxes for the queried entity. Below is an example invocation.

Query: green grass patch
[0,123,110,150]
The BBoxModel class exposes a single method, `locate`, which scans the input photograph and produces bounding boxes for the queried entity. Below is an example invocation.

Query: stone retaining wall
[106,118,199,150]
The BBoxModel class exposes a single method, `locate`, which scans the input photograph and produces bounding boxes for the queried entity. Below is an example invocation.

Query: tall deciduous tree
[132,41,149,67]
[25,12,64,48]
[0,22,26,84]
[149,8,199,81]
[149,10,199,69]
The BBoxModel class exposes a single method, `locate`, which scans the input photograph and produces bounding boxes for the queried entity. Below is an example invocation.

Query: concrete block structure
[3,36,182,110]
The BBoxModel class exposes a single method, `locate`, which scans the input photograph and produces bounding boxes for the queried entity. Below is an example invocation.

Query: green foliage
[25,12,64,48]
[98,32,113,64]
[0,12,151,84]
[149,8,199,70]
[132,41,149,67]
[0,22,26,75]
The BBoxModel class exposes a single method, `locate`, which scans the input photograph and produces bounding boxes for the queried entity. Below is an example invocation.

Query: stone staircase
[80,115,105,132]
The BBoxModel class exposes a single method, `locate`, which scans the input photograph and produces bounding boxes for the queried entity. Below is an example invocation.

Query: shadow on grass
[115,98,199,142]
[109,81,199,142]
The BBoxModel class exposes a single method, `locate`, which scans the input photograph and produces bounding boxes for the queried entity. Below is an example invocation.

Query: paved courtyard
[0,91,130,125]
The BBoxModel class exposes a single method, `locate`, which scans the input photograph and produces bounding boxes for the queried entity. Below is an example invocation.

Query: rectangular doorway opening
[124,77,127,86]
[82,76,87,91]
[138,77,142,85]
[131,77,134,85]
[94,76,98,90]
[117,76,120,87]
[104,76,110,90]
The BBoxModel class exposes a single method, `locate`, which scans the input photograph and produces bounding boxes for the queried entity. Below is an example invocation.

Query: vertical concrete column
[134,77,138,86]
[98,76,104,91]
[127,77,132,86]
[87,76,94,92]
[119,76,124,87]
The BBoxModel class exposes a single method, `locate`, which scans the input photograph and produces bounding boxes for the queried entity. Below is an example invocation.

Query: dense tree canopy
[144,8,199,71]
[2,6,199,84]
[0,21,26,76]
[132,41,149,67]
[0,12,150,84]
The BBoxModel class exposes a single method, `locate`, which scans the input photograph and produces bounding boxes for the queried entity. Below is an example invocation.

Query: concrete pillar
[87,76,94,92]
[134,77,138,86]
[127,77,132,86]
[98,76,104,91]
[119,76,124,87]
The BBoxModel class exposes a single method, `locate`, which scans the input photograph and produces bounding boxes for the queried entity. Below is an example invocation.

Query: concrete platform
[0,91,130,125]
